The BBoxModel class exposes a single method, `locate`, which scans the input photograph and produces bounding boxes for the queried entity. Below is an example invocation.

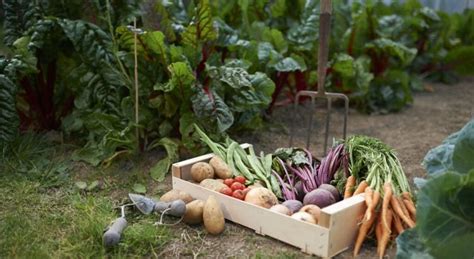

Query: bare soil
[158,77,474,258]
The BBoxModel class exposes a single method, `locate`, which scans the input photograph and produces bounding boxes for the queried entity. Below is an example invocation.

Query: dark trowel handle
[103,217,127,247]
[154,200,186,217]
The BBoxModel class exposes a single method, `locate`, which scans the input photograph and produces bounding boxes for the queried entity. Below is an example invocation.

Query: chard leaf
[287,0,319,50]
[416,170,474,259]
[0,75,19,142]
[269,0,286,18]
[365,38,417,66]
[149,138,179,182]
[215,66,252,88]
[272,57,305,72]
[192,88,234,133]
[181,0,216,48]
[249,72,275,105]
[258,42,282,63]
[155,62,195,92]
[331,53,355,78]
[141,31,169,64]
[149,94,178,118]
[262,28,288,53]
[445,46,474,76]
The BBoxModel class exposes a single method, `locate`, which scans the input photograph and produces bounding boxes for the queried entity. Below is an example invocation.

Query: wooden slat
[320,194,367,257]
[171,143,251,180]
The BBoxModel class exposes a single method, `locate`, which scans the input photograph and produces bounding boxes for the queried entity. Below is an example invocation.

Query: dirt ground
[158,77,473,258]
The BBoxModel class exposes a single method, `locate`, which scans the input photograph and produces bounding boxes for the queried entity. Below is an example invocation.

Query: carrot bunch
[340,136,416,258]
[349,181,417,258]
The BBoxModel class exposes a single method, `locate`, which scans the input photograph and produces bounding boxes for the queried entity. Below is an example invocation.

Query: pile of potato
[159,189,225,235]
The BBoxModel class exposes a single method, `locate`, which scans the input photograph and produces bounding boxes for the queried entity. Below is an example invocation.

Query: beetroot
[318,184,341,201]
[303,189,336,208]
[294,181,305,201]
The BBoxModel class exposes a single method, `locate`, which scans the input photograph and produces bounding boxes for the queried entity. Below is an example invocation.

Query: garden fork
[289,0,349,155]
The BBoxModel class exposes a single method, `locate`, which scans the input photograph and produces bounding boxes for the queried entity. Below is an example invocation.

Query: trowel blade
[128,193,155,214]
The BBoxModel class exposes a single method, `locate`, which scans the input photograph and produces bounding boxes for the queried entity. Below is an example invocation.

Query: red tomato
[219,186,233,196]
[223,178,234,187]
[231,182,245,191]
[232,190,245,200]
[234,176,246,185]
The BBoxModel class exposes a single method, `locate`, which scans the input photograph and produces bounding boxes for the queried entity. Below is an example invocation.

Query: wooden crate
[171,150,366,258]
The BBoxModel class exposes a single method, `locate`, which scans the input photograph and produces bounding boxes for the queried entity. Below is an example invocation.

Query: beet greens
[272,145,349,201]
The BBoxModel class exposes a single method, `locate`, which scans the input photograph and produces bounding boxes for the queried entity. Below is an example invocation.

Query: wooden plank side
[173,177,330,257]
[171,143,251,181]
[320,194,367,257]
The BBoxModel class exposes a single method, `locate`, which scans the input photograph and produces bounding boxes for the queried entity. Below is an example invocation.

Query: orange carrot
[397,196,410,220]
[353,207,377,257]
[402,194,416,220]
[390,195,415,228]
[344,175,356,199]
[382,182,393,232]
[354,180,369,195]
[392,213,405,235]
[364,186,374,221]
[379,209,393,258]
[373,191,381,210]
[375,215,383,256]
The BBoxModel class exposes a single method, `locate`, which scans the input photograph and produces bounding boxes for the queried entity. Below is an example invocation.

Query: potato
[203,196,225,235]
[209,156,232,179]
[300,204,321,223]
[190,162,214,183]
[199,179,228,192]
[244,187,278,208]
[159,189,193,204]
[270,204,292,215]
[183,200,204,225]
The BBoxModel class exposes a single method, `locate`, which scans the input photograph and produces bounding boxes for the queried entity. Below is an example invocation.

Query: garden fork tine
[289,0,349,155]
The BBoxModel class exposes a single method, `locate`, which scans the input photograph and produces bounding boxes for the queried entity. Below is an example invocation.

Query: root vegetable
[364,186,373,221]
[270,204,292,215]
[375,214,383,256]
[183,200,204,225]
[190,162,215,183]
[401,192,416,220]
[244,187,278,208]
[203,196,225,235]
[390,195,415,228]
[160,189,193,204]
[353,206,378,257]
[299,205,321,223]
[200,179,228,192]
[353,180,368,195]
[281,200,303,214]
[318,184,341,201]
[378,209,393,258]
[382,182,393,232]
[392,213,405,235]
[303,189,336,208]
[209,156,233,179]
[291,212,316,224]
[344,175,356,199]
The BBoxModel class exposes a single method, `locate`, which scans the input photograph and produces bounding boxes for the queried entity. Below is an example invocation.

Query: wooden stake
[133,18,139,151]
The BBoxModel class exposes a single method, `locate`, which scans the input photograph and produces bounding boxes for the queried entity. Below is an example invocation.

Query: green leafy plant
[396,119,474,259]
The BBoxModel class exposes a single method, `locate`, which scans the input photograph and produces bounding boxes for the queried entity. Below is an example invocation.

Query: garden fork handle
[317,0,332,96]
